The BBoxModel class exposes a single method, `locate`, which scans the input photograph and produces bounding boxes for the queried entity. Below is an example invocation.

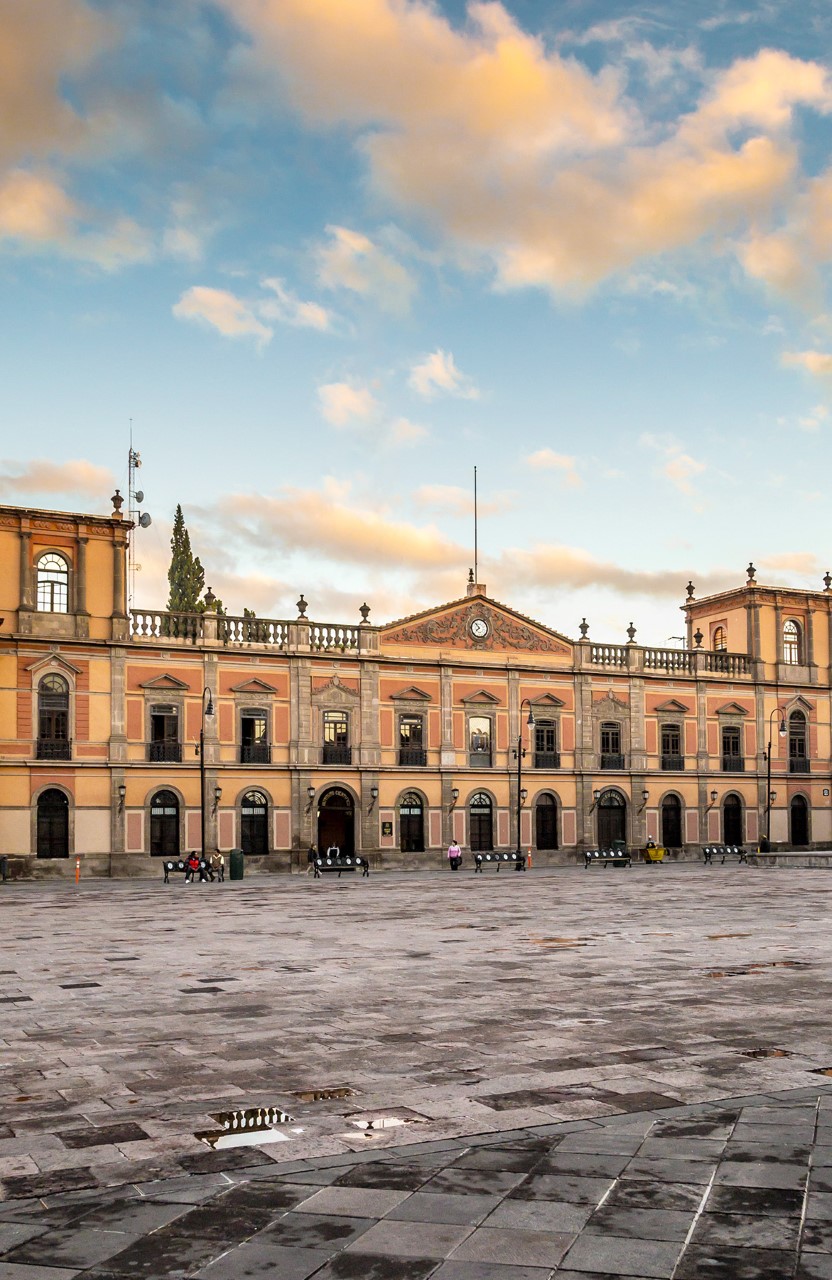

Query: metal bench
[313,856,370,879]
[473,852,527,872]
[163,857,214,883]
[703,844,747,865]
[584,849,631,869]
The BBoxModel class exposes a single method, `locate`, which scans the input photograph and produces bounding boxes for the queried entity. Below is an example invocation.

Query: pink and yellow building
[1,499,830,876]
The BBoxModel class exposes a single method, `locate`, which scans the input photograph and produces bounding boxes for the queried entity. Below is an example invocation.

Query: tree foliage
[167,505,205,613]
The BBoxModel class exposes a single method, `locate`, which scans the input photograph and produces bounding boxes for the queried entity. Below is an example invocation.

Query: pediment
[311,675,359,702]
[139,673,190,690]
[461,689,501,704]
[230,678,278,694]
[716,701,748,716]
[390,685,432,702]
[785,694,813,713]
[26,654,82,677]
[530,693,565,708]
[655,699,690,713]
[593,691,629,708]
[381,595,572,657]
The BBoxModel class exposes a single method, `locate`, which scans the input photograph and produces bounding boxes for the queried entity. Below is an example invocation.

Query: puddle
[811,1068,832,1077]
[293,1086,356,1103]
[740,1048,794,1058]
[196,1105,296,1149]
[705,960,810,978]
[346,1107,429,1137]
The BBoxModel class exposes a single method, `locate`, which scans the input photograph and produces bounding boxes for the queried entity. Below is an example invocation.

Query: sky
[2,0,832,644]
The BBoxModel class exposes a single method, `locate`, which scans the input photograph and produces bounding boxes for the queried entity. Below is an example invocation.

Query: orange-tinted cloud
[782,350,832,377]
[0,458,116,501]
[524,448,582,488]
[173,286,273,346]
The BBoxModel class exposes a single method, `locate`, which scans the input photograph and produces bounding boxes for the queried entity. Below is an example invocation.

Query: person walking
[447,840,462,871]
[307,843,318,874]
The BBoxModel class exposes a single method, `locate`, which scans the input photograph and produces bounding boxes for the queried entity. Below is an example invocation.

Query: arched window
[535,793,558,850]
[600,722,623,769]
[597,789,626,848]
[36,553,69,613]
[789,710,808,773]
[790,795,809,846]
[37,674,70,759]
[399,791,424,853]
[37,789,69,858]
[150,790,180,856]
[783,620,801,665]
[722,793,744,845]
[241,790,268,855]
[712,626,727,652]
[661,795,682,848]
[469,792,493,851]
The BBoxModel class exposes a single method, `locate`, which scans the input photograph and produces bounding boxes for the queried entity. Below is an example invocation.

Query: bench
[751,850,832,866]
[163,857,221,883]
[584,849,631,869]
[703,844,747,865]
[473,852,527,872]
[313,856,370,878]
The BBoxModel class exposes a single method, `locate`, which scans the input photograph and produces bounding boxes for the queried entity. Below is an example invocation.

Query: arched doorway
[535,794,558,850]
[399,792,424,853]
[241,791,268,855]
[150,790,180,856]
[318,787,355,856]
[661,795,683,848]
[790,795,809,846]
[597,789,626,848]
[37,789,69,858]
[469,792,493,851]
[723,793,744,844]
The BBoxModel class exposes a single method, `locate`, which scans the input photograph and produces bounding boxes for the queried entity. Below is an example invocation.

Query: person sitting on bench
[184,852,204,883]
[326,843,340,859]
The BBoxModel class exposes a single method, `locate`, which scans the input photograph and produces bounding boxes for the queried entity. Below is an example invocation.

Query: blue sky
[2,0,832,642]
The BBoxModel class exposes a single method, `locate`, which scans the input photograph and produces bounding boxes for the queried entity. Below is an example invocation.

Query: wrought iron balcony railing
[661,755,685,771]
[36,738,71,760]
[240,744,271,764]
[600,753,625,770]
[147,741,183,763]
[721,755,745,772]
[789,757,810,773]
[399,748,427,766]
[534,751,561,769]
[322,744,352,765]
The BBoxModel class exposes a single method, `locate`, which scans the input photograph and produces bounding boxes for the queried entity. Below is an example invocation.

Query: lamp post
[765,707,787,843]
[513,700,536,857]
[198,687,215,857]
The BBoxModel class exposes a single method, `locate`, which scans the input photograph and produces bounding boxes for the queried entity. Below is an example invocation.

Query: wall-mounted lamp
[768,790,777,810]
[306,784,315,813]
[520,788,527,804]
[707,789,718,810]
[639,788,649,811]
[213,784,222,813]
[449,787,459,811]
[369,785,379,812]
[590,788,601,811]
[117,783,126,811]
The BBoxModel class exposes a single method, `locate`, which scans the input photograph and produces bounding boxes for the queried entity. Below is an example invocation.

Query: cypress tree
[167,505,205,613]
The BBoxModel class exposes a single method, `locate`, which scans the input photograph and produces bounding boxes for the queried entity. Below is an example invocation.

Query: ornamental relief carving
[384,605,569,654]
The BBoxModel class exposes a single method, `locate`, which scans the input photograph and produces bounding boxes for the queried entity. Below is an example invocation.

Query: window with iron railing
[398,714,426,766]
[323,711,351,764]
[789,710,809,773]
[660,723,684,771]
[534,720,560,768]
[721,725,744,771]
[149,706,182,762]
[600,721,624,769]
[241,710,270,763]
[37,674,71,760]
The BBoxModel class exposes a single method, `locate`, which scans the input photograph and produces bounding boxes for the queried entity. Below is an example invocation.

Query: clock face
[470,617,490,640]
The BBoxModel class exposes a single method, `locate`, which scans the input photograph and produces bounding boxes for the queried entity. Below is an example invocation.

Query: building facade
[1,500,831,877]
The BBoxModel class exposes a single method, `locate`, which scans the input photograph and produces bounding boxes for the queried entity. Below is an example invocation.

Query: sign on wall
[381,821,393,837]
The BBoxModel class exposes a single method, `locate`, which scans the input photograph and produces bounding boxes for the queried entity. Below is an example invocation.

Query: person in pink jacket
[447,841,462,871]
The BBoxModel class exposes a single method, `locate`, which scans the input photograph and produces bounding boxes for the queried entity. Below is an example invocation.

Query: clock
[470,617,490,640]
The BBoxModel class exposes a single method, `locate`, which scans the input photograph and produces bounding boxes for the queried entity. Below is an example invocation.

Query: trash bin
[229,848,244,881]
[611,838,627,853]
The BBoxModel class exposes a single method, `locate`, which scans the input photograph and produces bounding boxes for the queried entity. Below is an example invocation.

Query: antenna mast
[127,422,152,610]
[473,465,478,586]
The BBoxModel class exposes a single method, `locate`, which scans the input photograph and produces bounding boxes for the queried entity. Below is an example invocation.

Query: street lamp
[512,700,536,857]
[765,708,787,843]
[197,687,215,858]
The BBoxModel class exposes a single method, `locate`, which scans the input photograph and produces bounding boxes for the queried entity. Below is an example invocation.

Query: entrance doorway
[597,790,626,848]
[790,795,809,846]
[469,792,493,851]
[241,791,269,855]
[150,790,180,856]
[723,793,744,844]
[399,792,424,852]
[318,788,355,856]
[37,789,69,858]
[661,795,683,848]
[535,794,558,850]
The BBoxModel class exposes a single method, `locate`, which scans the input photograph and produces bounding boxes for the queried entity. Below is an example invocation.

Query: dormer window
[36,553,69,613]
[712,625,727,652]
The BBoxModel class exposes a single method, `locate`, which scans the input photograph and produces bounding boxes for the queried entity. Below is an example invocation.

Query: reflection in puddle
[293,1086,356,1103]
[346,1107,429,1138]
[741,1048,794,1058]
[196,1106,296,1149]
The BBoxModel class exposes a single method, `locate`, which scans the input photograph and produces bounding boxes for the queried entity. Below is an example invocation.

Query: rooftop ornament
[111,489,124,515]
[359,602,371,622]
[825,572,832,592]
[693,628,704,648]
[746,562,757,584]
[626,622,636,644]
[579,617,589,638]
[686,580,695,600]
[296,594,308,618]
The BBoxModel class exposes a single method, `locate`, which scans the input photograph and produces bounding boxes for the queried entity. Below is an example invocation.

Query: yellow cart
[643,844,666,863]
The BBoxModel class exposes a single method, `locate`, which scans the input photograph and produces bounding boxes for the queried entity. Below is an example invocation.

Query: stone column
[76,537,89,615]
[112,535,128,640]
[19,529,33,632]
[807,606,817,683]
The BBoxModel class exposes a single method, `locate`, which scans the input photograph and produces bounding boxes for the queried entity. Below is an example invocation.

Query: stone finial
[111,488,124,516]
[685,580,695,600]
[579,617,589,638]
[468,568,474,583]
[693,627,704,648]
[204,586,217,611]
[746,561,756,584]
[359,602,370,623]
[296,593,308,618]
[626,621,636,644]
[824,571,832,592]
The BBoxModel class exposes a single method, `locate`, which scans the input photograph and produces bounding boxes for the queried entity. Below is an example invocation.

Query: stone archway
[317,787,355,856]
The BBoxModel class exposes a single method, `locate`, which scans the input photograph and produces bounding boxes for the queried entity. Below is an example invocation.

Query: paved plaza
[1,863,832,1278]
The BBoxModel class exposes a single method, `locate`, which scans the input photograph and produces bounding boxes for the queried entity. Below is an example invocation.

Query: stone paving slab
[1,864,832,1274]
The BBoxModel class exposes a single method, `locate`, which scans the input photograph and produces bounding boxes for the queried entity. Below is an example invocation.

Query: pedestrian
[307,843,318,874]
[326,842,340,859]
[447,840,462,871]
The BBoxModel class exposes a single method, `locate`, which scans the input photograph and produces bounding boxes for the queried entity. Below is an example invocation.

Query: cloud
[0,458,116,500]
[408,349,480,400]
[782,350,832,377]
[222,1,832,298]
[261,277,333,331]
[414,484,514,515]
[388,417,428,446]
[640,433,707,497]
[317,381,379,426]
[489,542,733,600]
[315,224,416,313]
[172,286,273,346]
[524,448,582,489]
